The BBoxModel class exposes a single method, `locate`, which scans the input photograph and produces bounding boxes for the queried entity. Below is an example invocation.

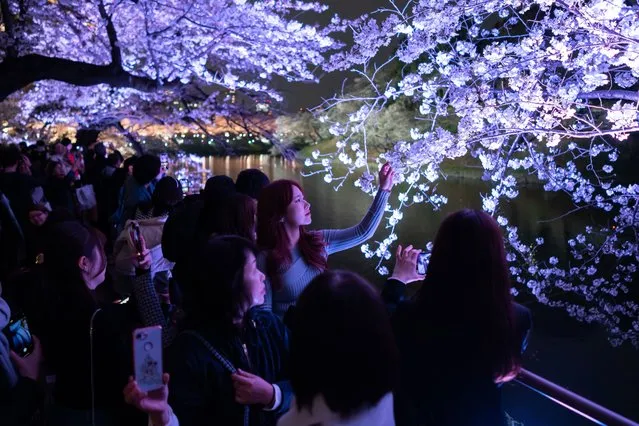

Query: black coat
[167,307,292,426]
[0,192,25,281]
[44,175,75,213]
[31,289,146,425]
[0,172,37,228]
[0,377,44,426]
[382,279,532,426]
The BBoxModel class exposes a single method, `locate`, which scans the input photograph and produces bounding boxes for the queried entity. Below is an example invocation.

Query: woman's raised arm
[322,164,394,255]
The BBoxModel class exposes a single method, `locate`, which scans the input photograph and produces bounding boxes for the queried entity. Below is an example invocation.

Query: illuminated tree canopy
[307,0,639,346]
[0,0,340,147]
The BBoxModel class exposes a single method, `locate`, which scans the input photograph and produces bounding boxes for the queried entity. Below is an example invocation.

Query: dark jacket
[116,176,154,232]
[0,172,37,228]
[0,192,25,281]
[29,273,165,425]
[161,197,204,293]
[167,307,292,426]
[161,197,204,265]
[44,175,75,213]
[382,279,532,426]
[0,296,44,426]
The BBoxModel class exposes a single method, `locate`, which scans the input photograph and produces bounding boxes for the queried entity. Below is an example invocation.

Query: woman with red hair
[257,163,394,318]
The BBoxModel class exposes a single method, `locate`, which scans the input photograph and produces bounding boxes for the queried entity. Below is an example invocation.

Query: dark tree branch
[115,121,144,154]
[223,111,295,159]
[0,54,176,102]
[180,99,232,152]
[97,0,122,68]
[0,0,18,58]
[148,0,195,37]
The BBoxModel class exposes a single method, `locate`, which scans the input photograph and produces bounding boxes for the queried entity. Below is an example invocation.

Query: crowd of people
[0,140,531,426]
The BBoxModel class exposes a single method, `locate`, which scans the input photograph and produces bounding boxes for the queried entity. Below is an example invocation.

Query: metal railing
[515,369,639,426]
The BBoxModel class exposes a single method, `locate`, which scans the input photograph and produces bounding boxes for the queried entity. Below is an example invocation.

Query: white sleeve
[263,384,282,411]
[147,407,179,426]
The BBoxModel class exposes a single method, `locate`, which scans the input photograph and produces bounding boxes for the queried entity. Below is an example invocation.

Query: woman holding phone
[113,176,183,299]
[29,221,169,426]
[256,163,394,319]
[383,210,532,426]
[126,235,291,426]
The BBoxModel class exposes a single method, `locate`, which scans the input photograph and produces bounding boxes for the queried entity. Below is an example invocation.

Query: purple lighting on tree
[305,0,639,346]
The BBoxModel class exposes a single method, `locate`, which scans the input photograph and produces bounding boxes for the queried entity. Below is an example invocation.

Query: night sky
[277,0,396,112]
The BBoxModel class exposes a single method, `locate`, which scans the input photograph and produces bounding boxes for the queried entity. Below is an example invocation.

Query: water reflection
[203,155,639,425]
[205,156,596,279]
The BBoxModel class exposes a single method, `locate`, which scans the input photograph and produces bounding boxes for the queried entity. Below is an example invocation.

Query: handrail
[515,369,639,426]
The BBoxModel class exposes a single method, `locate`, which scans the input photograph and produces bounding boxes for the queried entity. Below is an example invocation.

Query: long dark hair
[184,236,258,329]
[256,180,326,291]
[417,209,520,381]
[290,270,399,418]
[203,193,257,242]
[43,221,106,292]
[42,221,105,307]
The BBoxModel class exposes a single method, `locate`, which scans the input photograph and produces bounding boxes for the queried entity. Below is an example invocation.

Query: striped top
[261,189,390,317]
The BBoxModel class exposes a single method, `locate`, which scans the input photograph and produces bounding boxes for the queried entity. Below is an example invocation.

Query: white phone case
[132,326,163,392]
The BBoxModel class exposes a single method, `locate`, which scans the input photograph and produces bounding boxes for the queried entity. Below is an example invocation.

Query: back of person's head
[42,221,106,305]
[418,209,520,379]
[185,236,259,328]
[257,180,326,290]
[203,175,235,200]
[132,154,161,185]
[198,175,237,237]
[107,151,123,167]
[151,176,184,216]
[123,155,138,172]
[236,168,270,200]
[208,193,256,241]
[290,270,399,418]
[53,142,66,156]
[0,144,21,169]
[93,142,107,158]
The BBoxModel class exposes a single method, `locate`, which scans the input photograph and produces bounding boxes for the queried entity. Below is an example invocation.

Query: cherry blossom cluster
[306,0,639,346]
[0,0,341,141]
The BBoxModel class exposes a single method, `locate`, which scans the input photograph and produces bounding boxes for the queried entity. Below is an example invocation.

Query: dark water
[204,155,639,425]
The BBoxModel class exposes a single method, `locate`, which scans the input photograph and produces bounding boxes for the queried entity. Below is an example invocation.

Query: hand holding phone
[9,336,42,381]
[416,252,428,275]
[132,326,163,392]
[3,313,35,358]
[129,224,152,271]
[391,244,427,284]
[124,373,171,424]
[129,223,144,260]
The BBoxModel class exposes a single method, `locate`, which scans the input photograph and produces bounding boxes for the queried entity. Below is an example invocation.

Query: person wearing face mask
[126,236,291,426]
[29,221,168,426]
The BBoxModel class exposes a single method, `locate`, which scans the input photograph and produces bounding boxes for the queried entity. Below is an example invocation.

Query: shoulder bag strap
[181,331,249,426]
[89,308,102,426]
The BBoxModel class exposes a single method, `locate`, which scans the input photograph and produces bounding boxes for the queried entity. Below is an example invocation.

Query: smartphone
[416,252,428,275]
[3,313,34,357]
[129,223,143,259]
[132,326,163,392]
